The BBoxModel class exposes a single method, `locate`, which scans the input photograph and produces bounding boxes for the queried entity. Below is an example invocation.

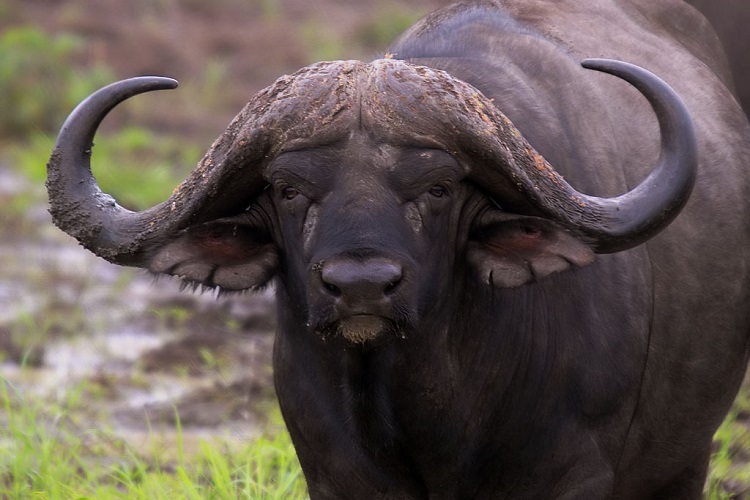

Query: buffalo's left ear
[467,213,595,288]
[149,214,278,292]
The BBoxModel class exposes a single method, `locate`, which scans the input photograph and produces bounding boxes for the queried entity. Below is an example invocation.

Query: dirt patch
[0,325,44,367]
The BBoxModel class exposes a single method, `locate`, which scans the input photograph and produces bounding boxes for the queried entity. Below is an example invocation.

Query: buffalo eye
[281,186,299,200]
[428,185,448,198]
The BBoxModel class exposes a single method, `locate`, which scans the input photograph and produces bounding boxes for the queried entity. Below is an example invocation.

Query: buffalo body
[686,0,750,113]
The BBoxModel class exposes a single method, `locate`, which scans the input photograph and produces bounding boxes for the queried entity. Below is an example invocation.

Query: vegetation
[2,371,749,499]
[0,27,210,210]
[357,4,424,48]
[14,127,202,210]
[0,27,114,140]
[0,377,308,499]
[707,390,750,498]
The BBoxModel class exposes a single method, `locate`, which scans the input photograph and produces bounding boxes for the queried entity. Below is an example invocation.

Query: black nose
[320,258,403,303]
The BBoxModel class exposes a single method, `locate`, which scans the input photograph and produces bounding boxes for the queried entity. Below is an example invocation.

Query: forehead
[266,133,461,181]
[242,58,494,161]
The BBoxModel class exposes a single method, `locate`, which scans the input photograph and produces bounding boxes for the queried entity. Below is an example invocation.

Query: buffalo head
[47,58,696,345]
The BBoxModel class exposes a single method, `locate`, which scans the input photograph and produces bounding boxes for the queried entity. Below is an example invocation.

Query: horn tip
[135,76,179,91]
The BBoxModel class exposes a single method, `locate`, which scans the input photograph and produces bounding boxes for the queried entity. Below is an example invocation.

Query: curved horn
[46,77,184,265]
[46,76,274,267]
[574,58,698,251]
[361,58,696,253]
[49,60,696,264]
[471,59,697,253]
[47,63,364,267]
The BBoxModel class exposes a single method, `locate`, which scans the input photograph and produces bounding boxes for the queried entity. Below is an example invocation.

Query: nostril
[324,282,342,297]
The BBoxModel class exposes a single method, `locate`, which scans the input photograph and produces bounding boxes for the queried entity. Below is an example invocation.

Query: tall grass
[0,377,308,499]
[706,389,750,498]
[4,370,749,498]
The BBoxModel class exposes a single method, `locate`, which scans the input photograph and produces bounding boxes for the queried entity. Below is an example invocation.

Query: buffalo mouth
[339,314,389,344]
[316,314,409,345]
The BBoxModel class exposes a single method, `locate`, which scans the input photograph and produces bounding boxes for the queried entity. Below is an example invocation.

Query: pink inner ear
[197,235,250,263]
[189,223,273,265]
[468,216,594,288]
[149,220,278,290]
[483,224,547,255]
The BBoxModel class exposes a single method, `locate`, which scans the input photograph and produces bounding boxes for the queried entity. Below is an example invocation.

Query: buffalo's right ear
[467,212,595,288]
[149,214,278,292]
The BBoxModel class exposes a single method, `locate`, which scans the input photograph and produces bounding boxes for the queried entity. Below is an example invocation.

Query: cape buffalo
[46,0,750,497]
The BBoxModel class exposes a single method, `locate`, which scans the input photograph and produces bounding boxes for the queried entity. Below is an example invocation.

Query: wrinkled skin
[45,0,750,498]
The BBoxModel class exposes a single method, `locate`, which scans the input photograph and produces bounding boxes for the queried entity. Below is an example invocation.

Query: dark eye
[281,186,299,200]
[428,185,447,198]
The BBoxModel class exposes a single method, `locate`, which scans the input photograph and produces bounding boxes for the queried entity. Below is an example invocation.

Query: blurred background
[0,0,747,497]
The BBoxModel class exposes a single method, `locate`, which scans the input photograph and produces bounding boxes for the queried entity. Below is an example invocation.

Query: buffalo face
[47,58,696,347]
[153,131,603,345]
[268,139,465,344]
[264,135,609,344]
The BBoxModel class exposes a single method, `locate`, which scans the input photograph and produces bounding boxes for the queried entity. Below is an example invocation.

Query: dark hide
[48,0,750,498]
[685,0,750,114]
[272,1,750,497]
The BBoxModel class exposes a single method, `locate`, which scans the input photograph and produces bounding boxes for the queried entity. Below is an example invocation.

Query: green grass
[706,389,750,498]
[4,371,750,499]
[12,127,202,211]
[0,26,114,141]
[0,377,308,499]
[357,3,424,48]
